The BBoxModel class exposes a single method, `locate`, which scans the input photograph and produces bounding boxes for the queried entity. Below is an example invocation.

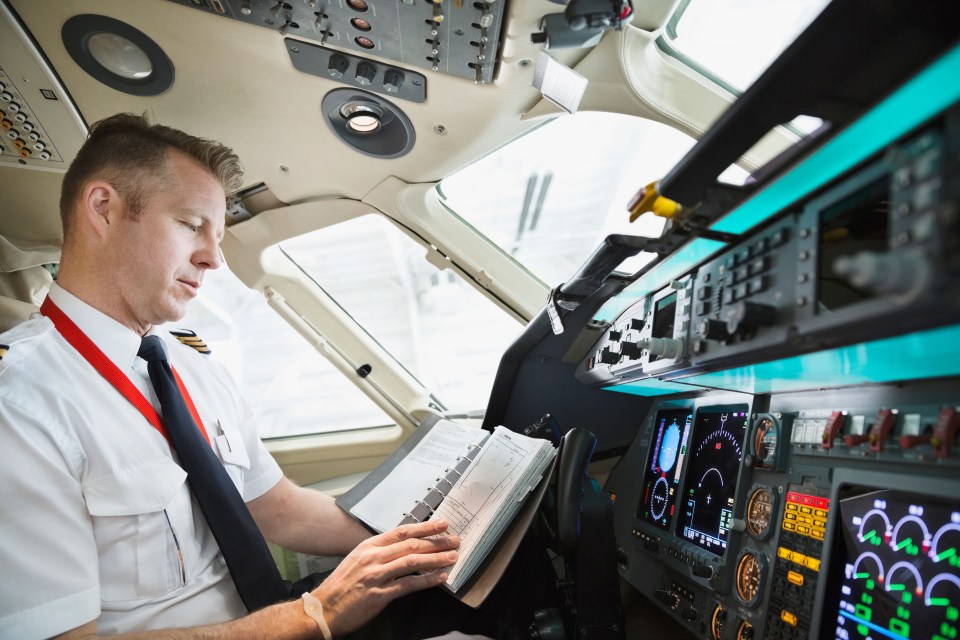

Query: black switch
[327,54,348,79]
[383,69,404,93]
[355,62,376,85]
[620,342,642,359]
[599,347,620,365]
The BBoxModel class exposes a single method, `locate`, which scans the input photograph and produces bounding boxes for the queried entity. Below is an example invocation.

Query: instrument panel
[576,101,960,392]
[608,387,960,640]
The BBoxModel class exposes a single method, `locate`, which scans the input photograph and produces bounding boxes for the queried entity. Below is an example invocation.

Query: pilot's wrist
[301,592,333,640]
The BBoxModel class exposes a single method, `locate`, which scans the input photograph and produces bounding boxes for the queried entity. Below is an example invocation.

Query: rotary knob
[638,337,684,360]
[695,318,729,341]
[724,301,777,335]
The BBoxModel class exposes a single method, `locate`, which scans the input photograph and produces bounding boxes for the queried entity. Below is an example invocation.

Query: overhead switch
[383,70,404,93]
[327,54,348,79]
[355,62,376,85]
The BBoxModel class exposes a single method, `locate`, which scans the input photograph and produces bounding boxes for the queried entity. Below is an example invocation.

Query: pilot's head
[59,113,242,240]
[57,113,243,334]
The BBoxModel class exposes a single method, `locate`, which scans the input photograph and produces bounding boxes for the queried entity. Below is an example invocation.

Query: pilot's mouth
[179,279,200,292]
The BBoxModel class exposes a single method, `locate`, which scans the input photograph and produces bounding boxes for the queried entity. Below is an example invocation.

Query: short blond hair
[59,113,242,238]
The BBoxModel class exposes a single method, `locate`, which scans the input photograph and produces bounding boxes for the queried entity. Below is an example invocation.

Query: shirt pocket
[82,460,189,602]
[213,419,250,494]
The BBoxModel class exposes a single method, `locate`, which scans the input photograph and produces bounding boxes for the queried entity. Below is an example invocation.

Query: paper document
[350,420,489,534]
[344,419,556,593]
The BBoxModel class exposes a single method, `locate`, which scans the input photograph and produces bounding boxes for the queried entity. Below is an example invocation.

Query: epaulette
[169,329,211,355]
[0,344,8,360]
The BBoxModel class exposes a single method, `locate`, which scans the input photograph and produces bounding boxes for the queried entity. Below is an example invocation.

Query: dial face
[736,620,753,640]
[736,551,764,606]
[752,416,778,467]
[650,476,671,521]
[710,604,726,640]
[746,486,775,538]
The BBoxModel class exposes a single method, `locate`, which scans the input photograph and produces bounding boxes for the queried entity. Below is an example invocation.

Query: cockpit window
[173,265,393,439]
[664,0,830,95]
[280,214,522,416]
[438,113,735,287]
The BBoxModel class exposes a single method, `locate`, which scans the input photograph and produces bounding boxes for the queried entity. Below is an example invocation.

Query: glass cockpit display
[637,409,694,530]
[675,405,749,555]
[825,488,960,640]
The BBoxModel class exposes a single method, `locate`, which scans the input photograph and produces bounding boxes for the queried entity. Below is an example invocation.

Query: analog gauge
[746,485,777,539]
[735,551,766,607]
[751,415,778,468]
[736,620,754,640]
[710,604,726,640]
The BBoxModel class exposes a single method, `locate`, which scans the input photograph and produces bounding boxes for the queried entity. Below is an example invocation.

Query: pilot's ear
[79,180,122,238]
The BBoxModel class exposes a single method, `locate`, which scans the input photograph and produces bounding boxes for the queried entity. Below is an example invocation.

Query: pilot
[0,113,484,640]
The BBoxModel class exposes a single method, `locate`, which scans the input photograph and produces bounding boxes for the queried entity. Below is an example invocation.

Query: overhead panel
[0,2,87,171]
[167,0,505,86]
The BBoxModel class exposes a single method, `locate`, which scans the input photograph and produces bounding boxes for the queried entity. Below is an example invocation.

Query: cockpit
[1,1,959,638]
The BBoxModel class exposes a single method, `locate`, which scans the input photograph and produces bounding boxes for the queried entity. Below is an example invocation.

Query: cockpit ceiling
[5,0,575,202]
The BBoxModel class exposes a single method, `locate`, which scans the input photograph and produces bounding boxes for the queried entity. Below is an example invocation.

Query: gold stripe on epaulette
[0,344,8,360]
[169,330,211,355]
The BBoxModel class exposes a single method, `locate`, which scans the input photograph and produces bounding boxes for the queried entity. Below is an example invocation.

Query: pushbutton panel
[0,4,86,171]
[0,70,61,165]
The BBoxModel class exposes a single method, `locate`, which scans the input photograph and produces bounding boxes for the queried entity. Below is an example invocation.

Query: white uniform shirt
[0,284,283,639]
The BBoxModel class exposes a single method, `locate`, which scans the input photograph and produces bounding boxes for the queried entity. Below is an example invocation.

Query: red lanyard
[40,297,211,447]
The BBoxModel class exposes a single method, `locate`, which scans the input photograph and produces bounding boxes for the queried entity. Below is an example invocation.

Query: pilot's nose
[196,235,223,270]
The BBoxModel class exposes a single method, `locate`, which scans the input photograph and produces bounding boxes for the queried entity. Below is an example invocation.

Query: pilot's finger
[372,518,450,545]
[378,549,459,583]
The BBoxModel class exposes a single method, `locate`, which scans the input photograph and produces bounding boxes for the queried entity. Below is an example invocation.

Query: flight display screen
[637,408,693,530]
[675,405,749,556]
[824,488,960,640]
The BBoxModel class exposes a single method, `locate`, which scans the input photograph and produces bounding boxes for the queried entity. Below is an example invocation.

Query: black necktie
[138,335,288,611]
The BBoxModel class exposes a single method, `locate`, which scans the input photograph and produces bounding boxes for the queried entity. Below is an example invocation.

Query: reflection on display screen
[650,292,677,362]
[826,488,960,640]
[637,409,693,530]
[817,178,889,313]
[675,405,749,556]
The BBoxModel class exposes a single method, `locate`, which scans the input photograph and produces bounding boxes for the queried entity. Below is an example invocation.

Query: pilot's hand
[312,519,460,637]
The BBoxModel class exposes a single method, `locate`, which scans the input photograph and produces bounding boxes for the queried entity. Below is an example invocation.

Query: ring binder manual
[337,417,557,601]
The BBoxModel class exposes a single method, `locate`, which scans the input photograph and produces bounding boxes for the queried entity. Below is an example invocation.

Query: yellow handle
[627,181,682,222]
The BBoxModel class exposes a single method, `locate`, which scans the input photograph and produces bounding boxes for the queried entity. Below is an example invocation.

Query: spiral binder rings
[400,447,479,525]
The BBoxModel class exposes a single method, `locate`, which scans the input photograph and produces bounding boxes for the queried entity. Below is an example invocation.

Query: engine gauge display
[637,408,693,530]
[736,620,754,640]
[676,404,749,556]
[746,485,777,539]
[735,550,767,607]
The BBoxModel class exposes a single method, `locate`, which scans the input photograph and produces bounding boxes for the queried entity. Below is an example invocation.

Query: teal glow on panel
[711,42,960,235]
[604,378,699,397]
[674,324,960,395]
[594,238,724,323]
